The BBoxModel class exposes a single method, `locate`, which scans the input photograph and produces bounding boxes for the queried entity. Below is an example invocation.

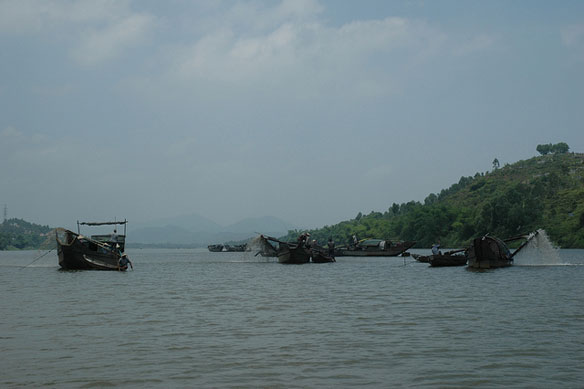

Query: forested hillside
[281,152,584,248]
[0,219,53,250]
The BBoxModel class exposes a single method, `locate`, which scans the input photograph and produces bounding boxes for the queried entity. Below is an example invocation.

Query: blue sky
[1,0,583,229]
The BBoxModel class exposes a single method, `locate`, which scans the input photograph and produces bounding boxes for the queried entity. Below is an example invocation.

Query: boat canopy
[359,239,384,247]
[79,220,127,226]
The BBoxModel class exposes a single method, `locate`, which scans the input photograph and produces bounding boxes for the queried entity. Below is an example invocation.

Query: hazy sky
[1,0,583,229]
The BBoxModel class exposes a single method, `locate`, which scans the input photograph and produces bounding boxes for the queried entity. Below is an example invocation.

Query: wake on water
[513,229,564,266]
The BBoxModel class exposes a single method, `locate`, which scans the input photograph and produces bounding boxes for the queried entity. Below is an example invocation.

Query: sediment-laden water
[1,246,583,388]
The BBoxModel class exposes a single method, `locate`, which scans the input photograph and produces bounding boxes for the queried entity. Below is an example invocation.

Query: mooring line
[21,249,54,269]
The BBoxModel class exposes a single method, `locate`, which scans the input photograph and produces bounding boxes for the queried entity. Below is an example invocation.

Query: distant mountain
[127,225,196,245]
[127,214,297,246]
[224,216,297,235]
[133,213,222,233]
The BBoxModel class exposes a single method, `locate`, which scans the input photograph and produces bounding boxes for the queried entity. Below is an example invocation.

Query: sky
[1,0,583,230]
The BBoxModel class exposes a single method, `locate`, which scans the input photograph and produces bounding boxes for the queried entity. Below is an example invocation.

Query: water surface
[1,248,583,388]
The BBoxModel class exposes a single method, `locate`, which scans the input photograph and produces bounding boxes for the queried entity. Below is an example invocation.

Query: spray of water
[241,236,277,262]
[512,229,562,266]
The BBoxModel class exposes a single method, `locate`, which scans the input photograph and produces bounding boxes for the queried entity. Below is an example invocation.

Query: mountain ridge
[127,215,297,245]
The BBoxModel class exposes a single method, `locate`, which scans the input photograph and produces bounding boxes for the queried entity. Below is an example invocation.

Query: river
[1,247,583,388]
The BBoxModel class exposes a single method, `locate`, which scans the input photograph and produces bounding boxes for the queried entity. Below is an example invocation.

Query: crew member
[118,254,133,271]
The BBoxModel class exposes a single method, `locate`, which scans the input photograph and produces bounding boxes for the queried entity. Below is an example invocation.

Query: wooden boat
[276,242,311,264]
[429,251,467,267]
[224,244,247,252]
[336,239,415,257]
[208,244,224,252]
[311,249,336,263]
[412,254,431,263]
[467,231,538,269]
[56,220,129,271]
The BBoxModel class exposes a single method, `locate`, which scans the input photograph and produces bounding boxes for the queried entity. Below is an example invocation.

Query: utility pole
[3,204,7,223]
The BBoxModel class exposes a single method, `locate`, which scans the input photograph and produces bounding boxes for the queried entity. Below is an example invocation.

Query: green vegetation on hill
[281,152,584,248]
[0,218,53,250]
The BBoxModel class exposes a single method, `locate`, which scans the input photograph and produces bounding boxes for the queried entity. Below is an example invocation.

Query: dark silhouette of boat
[277,241,311,264]
[412,254,431,263]
[413,249,467,266]
[224,244,247,252]
[429,250,467,267]
[56,220,129,271]
[311,249,336,263]
[467,231,538,269]
[256,234,311,264]
[208,244,224,252]
[336,239,415,257]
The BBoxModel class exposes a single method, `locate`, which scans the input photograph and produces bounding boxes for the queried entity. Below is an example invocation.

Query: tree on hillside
[391,203,400,215]
[537,142,570,155]
[536,144,552,155]
[492,158,500,170]
[552,142,570,154]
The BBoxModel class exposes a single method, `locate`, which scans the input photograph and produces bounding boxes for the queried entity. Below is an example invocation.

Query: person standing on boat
[110,229,118,248]
[327,238,335,257]
[432,241,442,255]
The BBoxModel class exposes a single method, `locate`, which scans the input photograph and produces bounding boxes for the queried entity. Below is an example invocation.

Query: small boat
[277,242,311,264]
[258,234,311,264]
[311,249,336,263]
[336,239,415,257]
[429,251,467,267]
[208,244,224,252]
[467,231,538,269]
[56,220,129,271]
[412,254,431,263]
[224,244,247,252]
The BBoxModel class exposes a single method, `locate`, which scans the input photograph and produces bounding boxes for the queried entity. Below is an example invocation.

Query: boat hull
[311,250,336,263]
[224,244,247,252]
[337,241,415,257]
[277,244,311,264]
[429,254,467,267]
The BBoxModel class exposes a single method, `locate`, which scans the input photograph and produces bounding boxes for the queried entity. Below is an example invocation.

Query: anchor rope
[21,248,54,269]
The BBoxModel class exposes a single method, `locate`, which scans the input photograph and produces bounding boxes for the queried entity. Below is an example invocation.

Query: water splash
[241,236,277,262]
[513,229,562,266]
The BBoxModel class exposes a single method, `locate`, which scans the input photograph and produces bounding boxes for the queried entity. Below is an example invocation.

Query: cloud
[453,34,496,56]
[561,24,584,47]
[561,24,584,61]
[0,0,155,65]
[167,11,446,101]
[71,13,156,65]
[0,0,131,34]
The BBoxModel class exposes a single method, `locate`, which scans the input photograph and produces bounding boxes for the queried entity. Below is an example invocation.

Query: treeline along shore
[281,151,584,249]
[2,149,584,250]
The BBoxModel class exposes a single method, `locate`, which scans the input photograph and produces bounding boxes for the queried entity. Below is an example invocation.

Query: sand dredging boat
[466,231,539,269]
[56,220,131,271]
[253,234,335,264]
